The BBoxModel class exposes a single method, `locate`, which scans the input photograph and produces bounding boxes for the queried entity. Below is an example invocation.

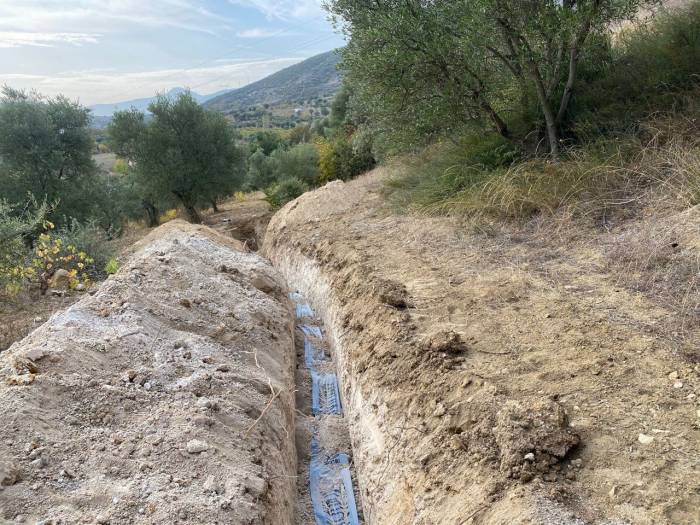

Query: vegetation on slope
[326,0,700,220]
[204,51,341,115]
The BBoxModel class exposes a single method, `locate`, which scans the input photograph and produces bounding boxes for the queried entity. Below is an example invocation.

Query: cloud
[0,1,232,36]
[236,27,293,38]
[228,0,326,21]
[2,58,304,105]
[0,32,100,49]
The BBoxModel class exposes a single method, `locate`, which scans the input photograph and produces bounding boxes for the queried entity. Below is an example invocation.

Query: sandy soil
[0,221,297,524]
[264,171,700,524]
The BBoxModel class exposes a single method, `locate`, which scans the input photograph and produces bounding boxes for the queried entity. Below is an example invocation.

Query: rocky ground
[264,171,700,524]
[0,221,297,524]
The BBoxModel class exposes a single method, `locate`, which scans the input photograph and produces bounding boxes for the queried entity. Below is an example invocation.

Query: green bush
[0,201,37,295]
[55,219,114,277]
[570,2,700,139]
[264,178,308,209]
[272,143,320,186]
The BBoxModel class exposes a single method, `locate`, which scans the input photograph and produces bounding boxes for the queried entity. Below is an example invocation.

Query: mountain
[204,50,341,114]
[88,87,229,117]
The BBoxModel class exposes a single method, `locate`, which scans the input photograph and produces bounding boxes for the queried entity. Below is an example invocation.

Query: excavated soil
[0,221,297,524]
[263,170,700,524]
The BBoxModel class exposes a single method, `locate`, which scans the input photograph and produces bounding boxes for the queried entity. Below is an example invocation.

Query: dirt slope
[264,171,699,524]
[0,221,296,524]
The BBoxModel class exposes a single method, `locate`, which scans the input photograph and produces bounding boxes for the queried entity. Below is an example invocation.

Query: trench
[289,291,364,524]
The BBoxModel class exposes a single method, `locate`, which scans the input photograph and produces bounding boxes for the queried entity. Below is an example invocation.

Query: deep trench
[234,225,365,524]
[289,291,364,524]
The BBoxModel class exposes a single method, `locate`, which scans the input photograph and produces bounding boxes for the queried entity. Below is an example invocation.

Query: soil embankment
[0,221,297,524]
[264,172,699,524]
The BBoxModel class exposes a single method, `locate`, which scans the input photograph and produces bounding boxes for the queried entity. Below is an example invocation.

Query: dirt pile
[263,171,699,524]
[0,221,296,524]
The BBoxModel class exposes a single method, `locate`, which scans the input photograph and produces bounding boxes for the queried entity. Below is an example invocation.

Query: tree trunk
[480,99,510,139]
[556,22,591,125]
[143,200,159,228]
[183,204,202,224]
[172,192,202,224]
[211,200,219,212]
[527,64,560,159]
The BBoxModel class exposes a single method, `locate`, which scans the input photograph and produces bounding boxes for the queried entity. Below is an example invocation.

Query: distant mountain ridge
[204,50,341,113]
[88,87,228,117]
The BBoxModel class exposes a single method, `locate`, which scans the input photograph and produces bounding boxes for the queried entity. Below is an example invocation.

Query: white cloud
[229,0,326,21]
[0,32,100,49]
[2,58,304,105]
[236,27,293,38]
[0,1,231,36]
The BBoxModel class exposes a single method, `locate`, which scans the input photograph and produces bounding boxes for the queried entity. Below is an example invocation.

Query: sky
[0,1,345,105]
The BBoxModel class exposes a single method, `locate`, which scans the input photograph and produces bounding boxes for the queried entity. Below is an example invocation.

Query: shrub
[271,144,320,187]
[55,219,113,276]
[264,178,308,208]
[104,258,120,275]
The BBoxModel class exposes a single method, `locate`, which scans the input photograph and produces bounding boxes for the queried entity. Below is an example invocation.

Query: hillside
[204,50,341,114]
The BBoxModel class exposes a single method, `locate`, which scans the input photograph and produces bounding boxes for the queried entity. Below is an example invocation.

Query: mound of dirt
[0,221,296,524]
[264,170,699,524]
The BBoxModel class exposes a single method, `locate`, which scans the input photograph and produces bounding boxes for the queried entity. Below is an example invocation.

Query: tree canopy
[326,0,659,158]
[108,92,245,223]
[0,86,97,221]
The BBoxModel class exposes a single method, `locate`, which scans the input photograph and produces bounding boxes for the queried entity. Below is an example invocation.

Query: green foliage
[272,144,320,186]
[289,124,313,145]
[570,2,700,139]
[264,178,308,208]
[318,132,375,183]
[250,130,287,155]
[0,87,98,224]
[104,258,120,275]
[108,92,246,223]
[0,200,45,294]
[326,0,660,157]
[246,148,278,190]
[55,218,114,273]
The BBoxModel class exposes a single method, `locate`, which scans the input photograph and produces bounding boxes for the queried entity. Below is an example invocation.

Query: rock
[203,475,224,494]
[96,513,110,524]
[49,269,71,289]
[186,439,209,454]
[75,283,86,291]
[524,452,535,462]
[422,330,469,355]
[638,433,654,445]
[0,462,20,486]
[433,403,447,417]
[250,273,279,295]
[121,370,137,383]
[179,298,192,308]
[197,398,217,410]
[673,381,683,389]
[450,435,466,451]
[668,371,679,380]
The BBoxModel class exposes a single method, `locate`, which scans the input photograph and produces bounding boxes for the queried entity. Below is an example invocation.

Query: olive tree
[109,92,245,223]
[0,86,97,220]
[325,0,658,158]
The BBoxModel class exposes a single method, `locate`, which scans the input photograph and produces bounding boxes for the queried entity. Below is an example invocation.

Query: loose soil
[263,170,700,524]
[0,221,297,524]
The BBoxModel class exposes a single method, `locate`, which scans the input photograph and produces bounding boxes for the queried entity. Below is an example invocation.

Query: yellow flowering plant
[29,221,94,293]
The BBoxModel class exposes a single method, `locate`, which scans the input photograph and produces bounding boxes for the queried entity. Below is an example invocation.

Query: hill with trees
[203,50,341,115]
